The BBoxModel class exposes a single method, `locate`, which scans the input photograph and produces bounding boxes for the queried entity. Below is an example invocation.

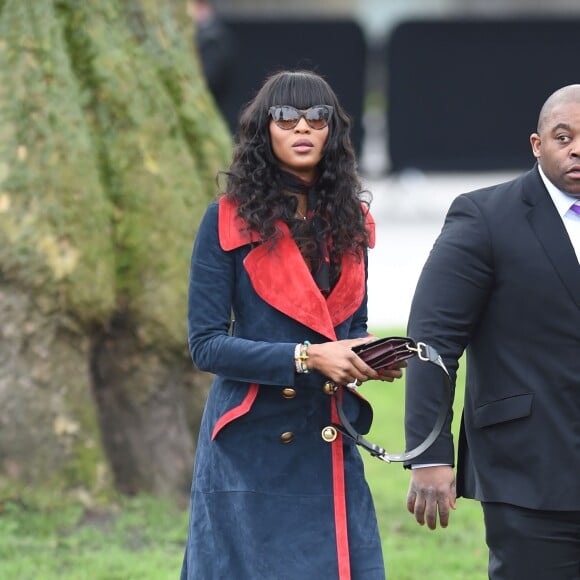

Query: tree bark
[0,0,230,498]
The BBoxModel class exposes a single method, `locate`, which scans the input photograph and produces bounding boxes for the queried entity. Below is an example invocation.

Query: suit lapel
[524,168,580,311]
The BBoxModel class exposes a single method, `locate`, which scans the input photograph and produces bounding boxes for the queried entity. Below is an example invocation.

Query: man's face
[530,102,580,197]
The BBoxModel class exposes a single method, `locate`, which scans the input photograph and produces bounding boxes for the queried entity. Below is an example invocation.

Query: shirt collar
[538,165,580,218]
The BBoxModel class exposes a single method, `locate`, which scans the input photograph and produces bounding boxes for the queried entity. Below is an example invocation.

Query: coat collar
[218,197,372,339]
[218,196,375,250]
[523,166,580,311]
[218,196,262,250]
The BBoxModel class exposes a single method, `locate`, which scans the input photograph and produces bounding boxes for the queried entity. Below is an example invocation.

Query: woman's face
[268,105,330,181]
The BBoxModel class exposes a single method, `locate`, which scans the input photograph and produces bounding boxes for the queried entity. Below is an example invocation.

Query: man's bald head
[537,84,580,134]
[530,84,580,196]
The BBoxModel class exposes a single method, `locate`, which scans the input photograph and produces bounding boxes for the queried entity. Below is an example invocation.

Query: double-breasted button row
[278,385,339,445]
[280,389,296,443]
[283,382,336,396]
[280,428,338,444]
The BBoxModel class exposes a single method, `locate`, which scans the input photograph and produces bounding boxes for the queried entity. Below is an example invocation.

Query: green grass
[0,493,187,579]
[0,329,488,579]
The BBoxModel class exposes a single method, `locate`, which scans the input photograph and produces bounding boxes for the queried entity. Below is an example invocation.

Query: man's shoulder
[461,167,538,208]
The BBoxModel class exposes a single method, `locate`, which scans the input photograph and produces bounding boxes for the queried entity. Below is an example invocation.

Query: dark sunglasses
[268,105,333,130]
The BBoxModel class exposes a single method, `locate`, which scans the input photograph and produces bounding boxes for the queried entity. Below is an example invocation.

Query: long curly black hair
[222,70,371,262]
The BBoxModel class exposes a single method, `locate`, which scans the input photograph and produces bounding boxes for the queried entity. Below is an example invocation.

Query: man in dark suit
[404,84,580,580]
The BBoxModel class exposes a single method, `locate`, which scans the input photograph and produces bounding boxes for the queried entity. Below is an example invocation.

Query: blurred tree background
[0,0,231,500]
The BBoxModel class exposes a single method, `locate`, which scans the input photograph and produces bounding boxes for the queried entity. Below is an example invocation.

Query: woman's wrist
[294,340,310,374]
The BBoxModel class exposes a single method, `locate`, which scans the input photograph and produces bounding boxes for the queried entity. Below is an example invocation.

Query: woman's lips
[292,140,313,153]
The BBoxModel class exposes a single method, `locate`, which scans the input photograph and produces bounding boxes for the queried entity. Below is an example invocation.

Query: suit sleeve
[404,194,494,466]
[187,203,296,386]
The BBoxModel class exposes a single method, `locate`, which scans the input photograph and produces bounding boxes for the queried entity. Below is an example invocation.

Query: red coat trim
[364,208,376,249]
[326,253,366,330]
[243,235,339,340]
[219,196,375,250]
[331,389,351,580]
[218,197,369,340]
[211,383,259,440]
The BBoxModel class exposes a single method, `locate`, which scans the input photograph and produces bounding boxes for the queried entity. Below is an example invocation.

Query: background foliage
[0,0,231,497]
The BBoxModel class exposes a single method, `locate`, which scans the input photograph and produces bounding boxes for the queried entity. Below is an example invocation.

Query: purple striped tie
[570,203,580,216]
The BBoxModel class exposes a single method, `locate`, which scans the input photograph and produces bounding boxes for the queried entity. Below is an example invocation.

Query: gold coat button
[322,381,337,395]
[321,426,338,442]
[280,431,294,444]
[281,388,296,399]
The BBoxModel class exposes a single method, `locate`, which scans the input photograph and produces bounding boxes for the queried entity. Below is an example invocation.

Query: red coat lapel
[365,209,376,249]
[326,253,366,329]
[244,234,339,340]
[218,197,369,340]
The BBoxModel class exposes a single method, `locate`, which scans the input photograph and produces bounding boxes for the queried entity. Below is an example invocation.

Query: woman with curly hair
[180,70,401,580]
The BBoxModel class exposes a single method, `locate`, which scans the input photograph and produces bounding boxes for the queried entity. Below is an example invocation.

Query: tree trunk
[90,314,211,496]
[0,283,110,491]
[0,0,230,498]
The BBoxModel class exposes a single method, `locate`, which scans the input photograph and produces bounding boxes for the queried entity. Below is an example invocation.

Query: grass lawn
[0,328,488,579]
[0,492,187,579]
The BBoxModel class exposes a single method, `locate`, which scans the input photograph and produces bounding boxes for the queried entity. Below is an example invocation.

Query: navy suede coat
[180,198,385,580]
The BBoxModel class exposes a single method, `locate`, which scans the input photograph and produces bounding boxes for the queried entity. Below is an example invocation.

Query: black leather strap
[333,341,451,463]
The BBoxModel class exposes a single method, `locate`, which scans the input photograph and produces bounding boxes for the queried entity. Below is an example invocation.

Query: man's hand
[406,465,456,530]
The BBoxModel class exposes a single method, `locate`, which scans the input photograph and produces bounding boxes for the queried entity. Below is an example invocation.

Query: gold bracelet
[298,340,310,374]
[294,343,303,373]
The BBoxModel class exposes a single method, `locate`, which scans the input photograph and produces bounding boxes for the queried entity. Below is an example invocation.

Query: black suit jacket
[404,166,580,510]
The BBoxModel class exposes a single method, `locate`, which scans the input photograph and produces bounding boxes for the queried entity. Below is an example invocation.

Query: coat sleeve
[404,193,494,465]
[187,203,296,386]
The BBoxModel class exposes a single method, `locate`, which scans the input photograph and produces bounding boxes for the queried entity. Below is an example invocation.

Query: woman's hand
[305,338,405,385]
[377,361,406,382]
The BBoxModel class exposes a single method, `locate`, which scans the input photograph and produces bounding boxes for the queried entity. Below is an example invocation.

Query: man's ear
[530,133,541,159]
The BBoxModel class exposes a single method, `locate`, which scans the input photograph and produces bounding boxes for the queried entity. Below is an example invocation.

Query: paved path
[362,170,519,329]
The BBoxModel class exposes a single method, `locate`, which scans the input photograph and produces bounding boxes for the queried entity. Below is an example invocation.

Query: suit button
[281,388,296,399]
[321,426,338,442]
[280,431,294,444]
[322,381,337,395]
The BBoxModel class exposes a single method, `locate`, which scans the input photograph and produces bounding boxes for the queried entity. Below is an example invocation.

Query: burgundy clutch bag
[352,336,417,371]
